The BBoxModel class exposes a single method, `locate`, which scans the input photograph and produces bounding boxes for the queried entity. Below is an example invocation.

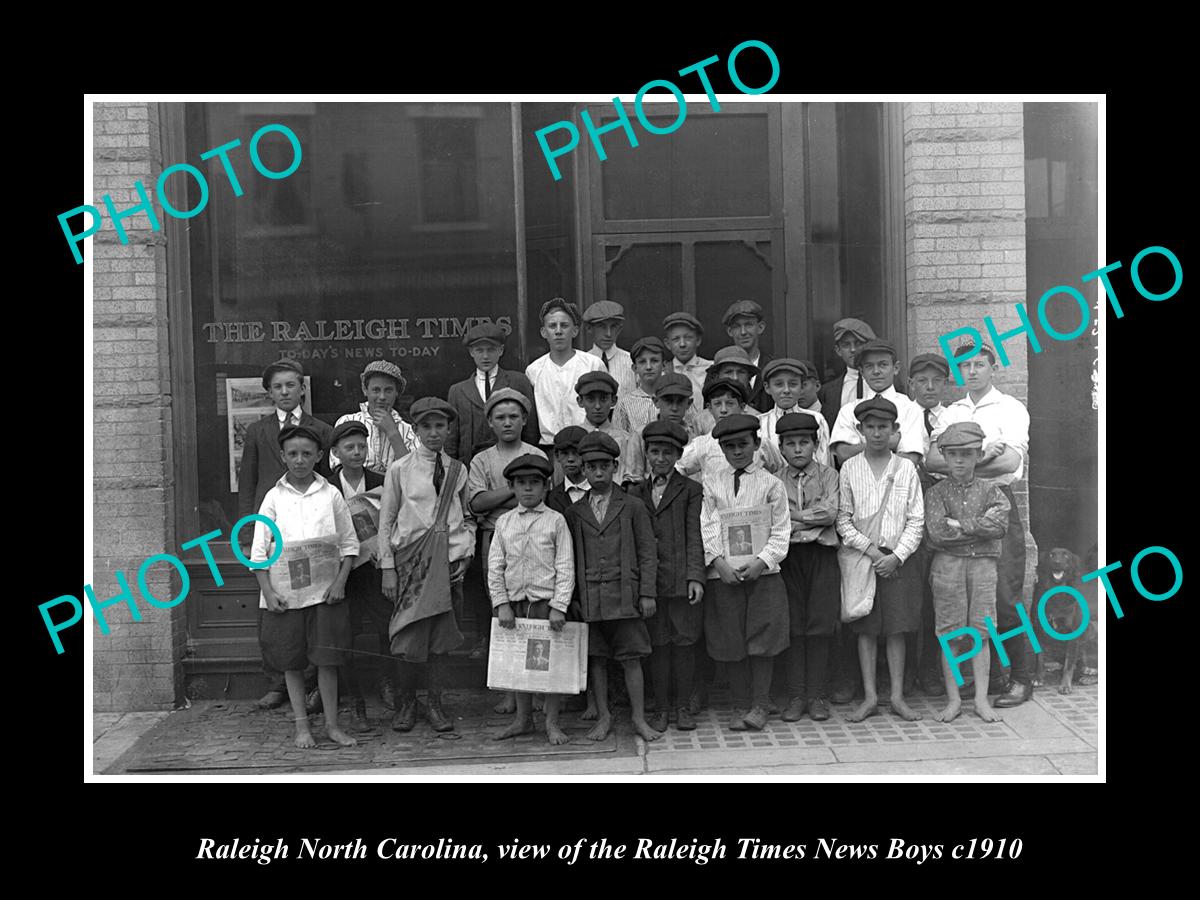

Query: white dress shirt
[840,365,865,409]
[930,386,1030,486]
[829,385,926,458]
[589,344,637,399]
[673,355,713,416]
[474,368,497,403]
[525,350,605,444]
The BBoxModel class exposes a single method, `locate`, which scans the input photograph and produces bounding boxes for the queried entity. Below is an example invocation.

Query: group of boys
[242,295,1034,750]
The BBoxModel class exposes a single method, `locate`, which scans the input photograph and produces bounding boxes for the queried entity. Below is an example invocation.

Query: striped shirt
[836,452,925,563]
[677,431,785,487]
[700,459,792,575]
[758,404,831,467]
[589,344,638,399]
[487,502,575,612]
[613,386,658,436]
[334,404,417,475]
[525,350,605,444]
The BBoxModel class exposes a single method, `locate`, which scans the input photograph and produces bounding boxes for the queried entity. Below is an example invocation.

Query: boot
[391,694,418,732]
[426,694,455,733]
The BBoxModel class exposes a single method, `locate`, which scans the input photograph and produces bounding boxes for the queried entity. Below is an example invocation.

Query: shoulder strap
[433,457,464,527]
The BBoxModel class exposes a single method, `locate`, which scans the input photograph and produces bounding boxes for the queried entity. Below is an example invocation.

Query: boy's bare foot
[973,698,1001,722]
[890,697,922,721]
[584,714,612,741]
[633,718,664,741]
[546,723,571,745]
[494,717,536,740]
[326,726,358,747]
[493,694,516,715]
[933,698,961,722]
[648,710,669,732]
[580,703,599,721]
[847,699,879,722]
[294,727,316,749]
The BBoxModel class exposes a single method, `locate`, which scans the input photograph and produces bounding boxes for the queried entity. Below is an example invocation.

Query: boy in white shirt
[525,298,605,451]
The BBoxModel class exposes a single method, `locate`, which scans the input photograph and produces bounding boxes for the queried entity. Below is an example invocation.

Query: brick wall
[92,102,183,711]
[902,101,1037,592]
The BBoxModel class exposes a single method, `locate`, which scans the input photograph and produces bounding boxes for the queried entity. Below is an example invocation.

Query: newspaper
[719,505,772,569]
[345,487,383,569]
[486,618,588,695]
[267,534,341,609]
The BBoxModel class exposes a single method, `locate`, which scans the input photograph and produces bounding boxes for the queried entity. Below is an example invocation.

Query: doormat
[118,692,621,773]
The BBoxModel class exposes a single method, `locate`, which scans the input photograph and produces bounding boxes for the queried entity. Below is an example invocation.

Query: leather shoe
[742,707,769,731]
[391,698,417,732]
[675,707,697,731]
[808,698,831,721]
[426,700,455,733]
[831,683,857,704]
[728,708,750,731]
[688,688,708,715]
[994,681,1032,708]
[254,690,286,710]
[782,697,807,722]
[379,677,396,711]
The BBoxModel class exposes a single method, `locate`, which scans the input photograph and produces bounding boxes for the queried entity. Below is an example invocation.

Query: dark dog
[1032,548,1097,693]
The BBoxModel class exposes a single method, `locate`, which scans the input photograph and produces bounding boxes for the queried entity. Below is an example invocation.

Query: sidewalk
[96,681,1098,777]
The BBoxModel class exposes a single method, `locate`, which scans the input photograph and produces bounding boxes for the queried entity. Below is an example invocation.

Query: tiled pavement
[96,681,1098,777]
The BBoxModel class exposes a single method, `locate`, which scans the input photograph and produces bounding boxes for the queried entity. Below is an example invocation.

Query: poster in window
[225,376,312,492]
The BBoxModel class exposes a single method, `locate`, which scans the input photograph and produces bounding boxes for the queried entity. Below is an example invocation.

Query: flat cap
[854,339,898,365]
[578,431,621,461]
[854,396,899,422]
[408,396,456,424]
[484,387,531,418]
[539,297,581,326]
[761,358,814,382]
[953,338,998,365]
[552,425,589,452]
[278,423,325,450]
[360,360,407,394]
[262,358,304,390]
[653,372,693,399]
[503,453,553,480]
[909,352,950,378]
[462,321,508,347]
[776,412,821,436]
[703,376,749,404]
[721,299,765,326]
[833,317,877,343]
[576,371,619,395]
[662,311,704,335]
[936,421,986,451]
[642,419,689,450]
[582,300,625,324]
[711,345,759,376]
[631,336,668,361]
[330,420,368,445]
[712,413,761,441]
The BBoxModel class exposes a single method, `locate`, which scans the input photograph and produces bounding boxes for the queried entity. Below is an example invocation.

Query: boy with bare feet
[924,422,1009,723]
[564,432,661,743]
[836,397,925,723]
[487,454,576,744]
[250,424,360,749]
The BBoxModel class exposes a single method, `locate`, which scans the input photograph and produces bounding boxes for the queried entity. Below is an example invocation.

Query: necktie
[483,372,492,400]
[602,352,610,371]
[924,409,934,435]
[433,453,445,495]
[733,467,747,496]
[855,371,864,399]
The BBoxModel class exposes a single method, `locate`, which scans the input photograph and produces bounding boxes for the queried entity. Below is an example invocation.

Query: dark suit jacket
[237,410,334,518]
[446,368,541,465]
[627,471,704,599]
[748,351,773,414]
[565,489,657,621]
[818,371,908,428]
[328,465,386,497]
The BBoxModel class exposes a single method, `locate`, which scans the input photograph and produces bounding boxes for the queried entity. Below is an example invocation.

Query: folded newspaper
[345,487,383,569]
[486,618,588,695]
[719,505,771,568]
[267,535,341,609]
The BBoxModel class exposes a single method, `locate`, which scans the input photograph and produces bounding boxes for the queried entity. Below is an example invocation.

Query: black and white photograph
[85,94,1105,782]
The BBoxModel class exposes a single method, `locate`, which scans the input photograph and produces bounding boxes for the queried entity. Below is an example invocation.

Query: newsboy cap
[775,412,821,436]
[330,420,369,445]
[484,387,531,418]
[721,299,765,326]
[582,300,625,324]
[360,360,407,394]
[576,371,619,396]
[462,321,508,347]
[833,317,877,343]
[578,431,621,461]
[653,372,694,399]
[712,413,761,441]
[408,396,457,424]
[642,419,689,450]
[278,423,325,450]
[262,358,304,390]
[853,396,898,422]
[909,353,951,378]
[662,311,704,335]
[936,422,987,451]
[503,453,554,480]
